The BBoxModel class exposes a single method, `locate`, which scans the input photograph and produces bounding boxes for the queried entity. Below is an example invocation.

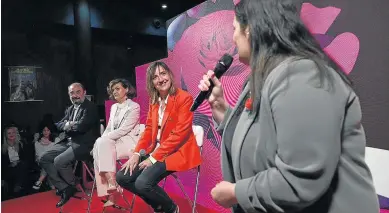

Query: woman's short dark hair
[107,78,136,100]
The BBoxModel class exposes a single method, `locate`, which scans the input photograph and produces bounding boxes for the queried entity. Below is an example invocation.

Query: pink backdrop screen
[105,0,389,212]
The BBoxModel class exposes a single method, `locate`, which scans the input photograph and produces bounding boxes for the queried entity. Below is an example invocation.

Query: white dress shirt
[8,146,20,167]
[72,104,80,121]
[157,95,169,141]
[135,95,168,164]
[113,101,127,130]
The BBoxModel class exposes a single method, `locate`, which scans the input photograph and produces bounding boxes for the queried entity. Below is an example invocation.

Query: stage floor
[1,189,218,213]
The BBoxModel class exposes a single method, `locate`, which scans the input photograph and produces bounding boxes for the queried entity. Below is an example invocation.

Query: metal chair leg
[162,177,168,189]
[75,162,94,200]
[192,165,201,213]
[128,194,136,213]
[56,158,96,213]
[86,178,96,213]
[120,191,133,210]
[171,174,195,208]
[99,160,134,212]
[73,161,79,174]
[83,162,94,181]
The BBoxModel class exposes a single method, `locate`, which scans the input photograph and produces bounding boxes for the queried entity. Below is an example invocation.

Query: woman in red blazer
[116,61,201,213]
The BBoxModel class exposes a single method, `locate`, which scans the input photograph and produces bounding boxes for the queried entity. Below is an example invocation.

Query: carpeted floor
[1,189,218,213]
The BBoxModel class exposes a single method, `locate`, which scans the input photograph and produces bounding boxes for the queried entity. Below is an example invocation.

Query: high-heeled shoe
[103,194,116,207]
[107,178,118,194]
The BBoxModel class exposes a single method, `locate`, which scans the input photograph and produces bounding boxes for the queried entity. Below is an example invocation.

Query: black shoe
[55,186,77,208]
[55,189,61,196]
[153,207,164,213]
[163,205,179,213]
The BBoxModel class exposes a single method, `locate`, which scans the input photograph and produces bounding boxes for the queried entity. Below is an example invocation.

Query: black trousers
[6,161,29,187]
[116,161,176,213]
[7,162,28,187]
[3,161,28,199]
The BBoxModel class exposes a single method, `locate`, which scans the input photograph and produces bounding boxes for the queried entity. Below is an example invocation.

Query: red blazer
[134,88,201,171]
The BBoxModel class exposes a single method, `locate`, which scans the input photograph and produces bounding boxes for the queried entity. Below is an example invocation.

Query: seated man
[39,82,99,208]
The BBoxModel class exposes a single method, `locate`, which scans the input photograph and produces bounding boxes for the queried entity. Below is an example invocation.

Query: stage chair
[124,123,146,213]
[191,125,204,213]
[59,158,95,213]
[58,120,104,212]
[161,125,204,213]
[98,159,134,213]
[126,125,204,213]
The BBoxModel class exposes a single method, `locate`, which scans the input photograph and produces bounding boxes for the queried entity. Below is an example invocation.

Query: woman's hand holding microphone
[198,70,238,208]
[197,70,229,124]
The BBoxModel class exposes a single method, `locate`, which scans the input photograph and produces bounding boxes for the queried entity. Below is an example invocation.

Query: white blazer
[102,99,141,147]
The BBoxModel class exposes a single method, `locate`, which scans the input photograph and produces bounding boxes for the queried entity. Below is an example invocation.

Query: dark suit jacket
[56,99,99,160]
[1,142,32,181]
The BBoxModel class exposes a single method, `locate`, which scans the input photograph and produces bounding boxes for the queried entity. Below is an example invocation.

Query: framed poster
[8,66,38,102]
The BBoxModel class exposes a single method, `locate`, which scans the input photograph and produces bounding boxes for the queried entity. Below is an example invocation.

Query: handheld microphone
[139,149,147,161]
[139,149,146,156]
[190,54,233,112]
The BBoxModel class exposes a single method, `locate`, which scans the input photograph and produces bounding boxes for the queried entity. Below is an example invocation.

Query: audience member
[1,126,31,198]
[32,125,62,190]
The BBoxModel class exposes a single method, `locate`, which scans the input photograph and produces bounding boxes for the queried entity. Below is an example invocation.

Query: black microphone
[190,54,233,112]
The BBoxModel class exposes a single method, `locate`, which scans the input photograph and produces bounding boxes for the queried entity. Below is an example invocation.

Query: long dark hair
[235,0,351,109]
[38,125,56,142]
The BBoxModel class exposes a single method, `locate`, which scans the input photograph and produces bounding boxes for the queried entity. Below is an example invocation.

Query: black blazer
[56,99,100,160]
[1,142,32,180]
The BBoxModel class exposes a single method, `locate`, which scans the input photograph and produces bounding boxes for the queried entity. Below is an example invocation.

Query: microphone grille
[220,54,233,68]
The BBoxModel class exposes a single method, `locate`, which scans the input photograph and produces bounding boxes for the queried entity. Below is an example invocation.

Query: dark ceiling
[2,0,205,38]
[2,0,206,67]
[117,0,206,19]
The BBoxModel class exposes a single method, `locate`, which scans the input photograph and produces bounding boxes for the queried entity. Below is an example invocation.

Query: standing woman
[93,78,141,207]
[198,0,379,212]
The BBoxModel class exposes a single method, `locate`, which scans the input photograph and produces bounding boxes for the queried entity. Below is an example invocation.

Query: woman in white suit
[93,78,140,207]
